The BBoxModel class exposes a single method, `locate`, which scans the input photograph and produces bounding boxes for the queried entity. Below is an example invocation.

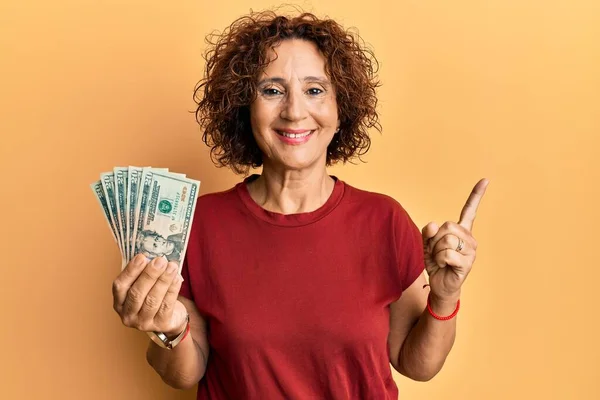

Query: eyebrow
[257,76,331,86]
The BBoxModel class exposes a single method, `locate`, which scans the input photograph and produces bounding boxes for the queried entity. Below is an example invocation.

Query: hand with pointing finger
[422,179,490,301]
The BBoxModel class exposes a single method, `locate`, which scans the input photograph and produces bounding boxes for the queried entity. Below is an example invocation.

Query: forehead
[261,39,327,78]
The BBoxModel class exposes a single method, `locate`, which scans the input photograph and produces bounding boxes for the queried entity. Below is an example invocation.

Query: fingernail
[154,257,167,269]
[135,254,146,266]
[166,263,177,274]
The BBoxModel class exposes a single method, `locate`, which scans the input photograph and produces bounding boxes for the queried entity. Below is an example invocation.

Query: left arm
[388,272,460,381]
[388,178,489,381]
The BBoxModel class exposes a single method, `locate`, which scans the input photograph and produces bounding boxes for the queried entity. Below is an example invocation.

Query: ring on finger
[456,237,464,252]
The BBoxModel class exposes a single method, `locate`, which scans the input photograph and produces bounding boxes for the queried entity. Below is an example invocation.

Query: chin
[276,154,324,171]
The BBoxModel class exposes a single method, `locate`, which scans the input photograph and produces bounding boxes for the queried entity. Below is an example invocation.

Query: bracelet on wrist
[426,294,460,321]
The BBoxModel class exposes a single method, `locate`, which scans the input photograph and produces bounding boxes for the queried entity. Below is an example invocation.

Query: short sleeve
[392,205,425,296]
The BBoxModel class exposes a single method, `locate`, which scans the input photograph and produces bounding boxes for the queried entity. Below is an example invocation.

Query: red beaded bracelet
[426,295,460,321]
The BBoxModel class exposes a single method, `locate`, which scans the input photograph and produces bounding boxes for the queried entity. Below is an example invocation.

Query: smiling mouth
[275,130,314,138]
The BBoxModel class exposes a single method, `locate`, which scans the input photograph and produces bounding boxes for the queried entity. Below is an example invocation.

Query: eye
[307,87,324,96]
[262,87,282,96]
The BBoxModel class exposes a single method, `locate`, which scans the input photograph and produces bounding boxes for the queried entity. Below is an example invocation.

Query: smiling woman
[250,39,340,173]
[110,9,489,400]
[194,11,380,175]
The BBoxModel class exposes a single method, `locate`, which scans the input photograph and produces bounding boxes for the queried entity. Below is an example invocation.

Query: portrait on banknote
[134,230,183,263]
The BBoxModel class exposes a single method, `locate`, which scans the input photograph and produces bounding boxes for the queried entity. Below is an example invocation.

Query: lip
[277,128,313,134]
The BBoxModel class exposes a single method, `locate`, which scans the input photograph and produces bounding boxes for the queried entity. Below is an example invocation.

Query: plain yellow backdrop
[1,0,599,399]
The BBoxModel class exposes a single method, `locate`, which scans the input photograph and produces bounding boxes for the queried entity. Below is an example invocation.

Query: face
[250,39,339,171]
[140,234,175,257]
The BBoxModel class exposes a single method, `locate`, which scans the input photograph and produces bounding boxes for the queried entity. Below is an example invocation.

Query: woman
[111,10,488,399]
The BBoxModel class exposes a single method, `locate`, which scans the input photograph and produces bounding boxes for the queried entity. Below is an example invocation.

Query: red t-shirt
[179,175,424,399]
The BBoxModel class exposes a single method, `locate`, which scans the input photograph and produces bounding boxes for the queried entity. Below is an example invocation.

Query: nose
[280,88,308,122]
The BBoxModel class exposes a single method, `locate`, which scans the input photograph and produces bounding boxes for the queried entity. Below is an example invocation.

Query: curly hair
[193,9,381,175]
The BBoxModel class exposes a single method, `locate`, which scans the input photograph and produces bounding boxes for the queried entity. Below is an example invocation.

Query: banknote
[100,172,125,260]
[114,167,129,261]
[90,181,119,244]
[91,167,199,272]
[126,167,143,260]
[127,167,173,258]
[133,169,199,272]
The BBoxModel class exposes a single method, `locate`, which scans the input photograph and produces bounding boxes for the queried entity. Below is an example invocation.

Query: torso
[180,175,424,399]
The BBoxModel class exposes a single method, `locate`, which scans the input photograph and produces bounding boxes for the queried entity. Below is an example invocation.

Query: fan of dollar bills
[91,167,201,271]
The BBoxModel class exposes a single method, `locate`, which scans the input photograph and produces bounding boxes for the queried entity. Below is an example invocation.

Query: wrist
[163,319,189,340]
[428,291,460,317]
[147,314,191,350]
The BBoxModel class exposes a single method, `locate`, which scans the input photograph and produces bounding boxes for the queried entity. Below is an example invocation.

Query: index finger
[458,178,489,231]
[112,253,149,307]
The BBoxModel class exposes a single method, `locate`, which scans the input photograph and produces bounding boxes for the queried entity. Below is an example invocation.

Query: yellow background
[1,0,599,399]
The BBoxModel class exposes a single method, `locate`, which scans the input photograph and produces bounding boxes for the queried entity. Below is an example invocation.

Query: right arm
[112,254,210,389]
[146,296,209,389]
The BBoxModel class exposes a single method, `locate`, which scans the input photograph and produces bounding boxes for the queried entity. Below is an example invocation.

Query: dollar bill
[92,167,199,271]
[119,167,172,263]
[127,166,143,261]
[129,167,167,261]
[114,167,129,261]
[90,180,119,244]
[100,172,125,261]
[133,169,200,273]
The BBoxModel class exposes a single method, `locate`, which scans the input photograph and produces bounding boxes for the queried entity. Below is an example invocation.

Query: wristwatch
[147,314,190,350]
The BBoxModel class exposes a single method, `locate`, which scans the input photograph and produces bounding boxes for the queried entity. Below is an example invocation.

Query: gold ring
[456,238,464,252]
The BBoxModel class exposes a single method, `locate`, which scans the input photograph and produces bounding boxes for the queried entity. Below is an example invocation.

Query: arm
[388,178,488,381]
[146,296,210,389]
[112,255,210,390]
[388,272,459,381]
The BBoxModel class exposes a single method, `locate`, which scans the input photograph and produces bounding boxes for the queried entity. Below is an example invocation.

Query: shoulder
[196,185,238,207]
[342,180,410,218]
[190,182,242,222]
[340,180,420,236]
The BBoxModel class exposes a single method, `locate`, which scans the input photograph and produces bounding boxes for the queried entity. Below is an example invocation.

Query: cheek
[314,108,338,129]
[250,100,275,130]
[311,97,338,127]
[250,102,278,154]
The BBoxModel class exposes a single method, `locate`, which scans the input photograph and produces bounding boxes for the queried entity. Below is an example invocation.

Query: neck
[247,163,335,215]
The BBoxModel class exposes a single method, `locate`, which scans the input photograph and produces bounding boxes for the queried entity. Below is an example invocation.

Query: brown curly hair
[193,9,381,175]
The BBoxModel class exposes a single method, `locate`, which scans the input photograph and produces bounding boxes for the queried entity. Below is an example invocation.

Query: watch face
[147,331,170,349]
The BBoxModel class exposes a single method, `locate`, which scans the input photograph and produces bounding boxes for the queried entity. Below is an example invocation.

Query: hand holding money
[112,254,188,335]
[91,167,200,335]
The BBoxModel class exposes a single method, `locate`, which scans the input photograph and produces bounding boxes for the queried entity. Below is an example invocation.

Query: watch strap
[147,314,190,350]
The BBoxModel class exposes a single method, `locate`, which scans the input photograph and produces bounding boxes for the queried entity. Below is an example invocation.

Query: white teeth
[279,131,311,138]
